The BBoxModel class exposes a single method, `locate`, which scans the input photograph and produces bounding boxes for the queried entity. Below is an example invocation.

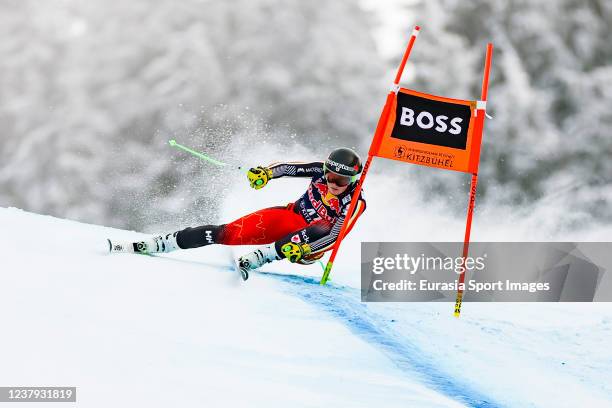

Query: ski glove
[280,242,311,263]
[248,166,273,190]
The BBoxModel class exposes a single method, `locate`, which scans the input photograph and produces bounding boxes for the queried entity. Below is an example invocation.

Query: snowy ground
[1,207,611,407]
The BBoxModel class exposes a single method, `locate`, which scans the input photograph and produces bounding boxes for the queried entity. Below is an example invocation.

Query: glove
[247,166,273,190]
[280,242,311,263]
[297,251,324,265]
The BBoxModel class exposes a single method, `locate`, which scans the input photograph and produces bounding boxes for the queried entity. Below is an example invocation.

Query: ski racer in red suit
[113,148,366,280]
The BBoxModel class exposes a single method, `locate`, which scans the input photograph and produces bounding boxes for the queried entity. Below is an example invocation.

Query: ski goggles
[324,171,352,187]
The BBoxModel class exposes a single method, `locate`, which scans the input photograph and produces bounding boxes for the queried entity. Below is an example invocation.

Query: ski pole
[168,139,246,171]
[320,26,421,285]
[168,140,268,188]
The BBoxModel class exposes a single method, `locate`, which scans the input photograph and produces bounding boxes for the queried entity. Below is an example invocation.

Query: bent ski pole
[168,139,246,171]
[320,25,421,285]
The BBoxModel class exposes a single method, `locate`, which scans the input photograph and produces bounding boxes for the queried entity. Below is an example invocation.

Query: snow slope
[1,207,611,407]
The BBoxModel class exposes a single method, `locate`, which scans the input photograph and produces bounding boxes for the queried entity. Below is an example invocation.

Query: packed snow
[1,207,611,407]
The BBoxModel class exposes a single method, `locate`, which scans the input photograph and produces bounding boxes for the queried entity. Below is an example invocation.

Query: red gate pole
[454,43,493,316]
[320,26,420,285]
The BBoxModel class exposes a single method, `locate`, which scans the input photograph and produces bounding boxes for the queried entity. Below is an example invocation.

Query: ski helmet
[324,148,362,181]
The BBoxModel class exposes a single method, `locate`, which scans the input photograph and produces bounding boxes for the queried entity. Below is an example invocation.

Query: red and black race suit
[175,161,366,258]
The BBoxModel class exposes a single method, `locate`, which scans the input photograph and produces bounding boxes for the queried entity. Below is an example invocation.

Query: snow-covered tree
[402,0,612,222]
[0,0,385,230]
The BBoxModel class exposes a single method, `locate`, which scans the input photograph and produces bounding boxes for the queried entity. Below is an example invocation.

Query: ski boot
[237,245,280,280]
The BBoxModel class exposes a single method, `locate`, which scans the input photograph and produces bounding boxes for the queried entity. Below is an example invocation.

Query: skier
[109,148,366,279]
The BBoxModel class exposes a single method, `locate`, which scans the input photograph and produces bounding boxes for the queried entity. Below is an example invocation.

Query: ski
[226,249,249,281]
[107,238,151,254]
[108,238,249,281]
[108,238,135,253]
[236,258,249,281]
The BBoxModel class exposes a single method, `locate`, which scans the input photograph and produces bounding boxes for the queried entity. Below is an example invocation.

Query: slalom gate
[320,26,493,317]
